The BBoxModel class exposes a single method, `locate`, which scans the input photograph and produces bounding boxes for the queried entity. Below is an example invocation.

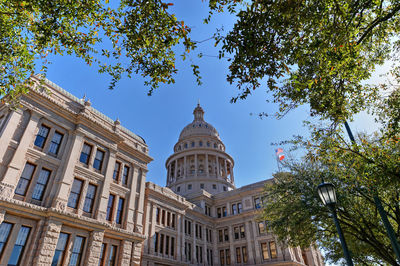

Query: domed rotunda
[166,104,235,196]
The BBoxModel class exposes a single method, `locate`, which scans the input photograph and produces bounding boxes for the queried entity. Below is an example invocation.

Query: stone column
[230,162,235,184]
[176,213,182,259]
[32,218,63,265]
[174,160,178,179]
[0,109,22,165]
[86,230,105,266]
[194,154,198,178]
[135,169,146,233]
[143,201,152,252]
[120,240,133,265]
[202,227,207,265]
[245,221,255,263]
[205,154,209,177]
[96,150,117,220]
[51,131,84,211]
[224,159,228,179]
[251,221,262,264]
[167,164,171,184]
[149,204,157,255]
[183,156,186,176]
[0,112,40,198]
[215,155,219,178]
[212,228,218,265]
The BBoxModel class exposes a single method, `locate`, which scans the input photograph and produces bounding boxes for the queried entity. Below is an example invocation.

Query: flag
[275,148,285,161]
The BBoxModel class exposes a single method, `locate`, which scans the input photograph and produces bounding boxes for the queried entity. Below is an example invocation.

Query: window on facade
[254,197,261,209]
[177,186,180,192]
[223,186,227,191]
[232,204,237,215]
[261,242,269,260]
[93,149,105,171]
[214,143,217,148]
[184,143,188,149]
[165,236,169,255]
[188,184,192,190]
[199,141,203,147]
[49,131,63,155]
[0,222,12,258]
[31,168,51,201]
[15,163,36,196]
[242,246,248,263]
[106,194,115,221]
[83,184,97,213]
[225,249,231,265]
[218,230,223,242]
[80,143,92,165]
[160,234,164,254]
[171,214,176,229]
[234,227,239,240]
[113,162,121,182]
[240,225,245,238]
[219,250,225,265]
[200,183,204,189]
[108,245,117,266]
[238,203,242,214]
[52,232,69,266]
[154,233,159,253]
[67,179,83,209]
[222,207,227,217]
[116,198,124,224]
[224,229,229,241]
[191,142,195,147]
[207,142,210,147]
[217,208,222,218]
[68,236,85,266]
[156,208,160,224]
[99,243,106,266]
[212,184,216,189]
[161,210,166,225]
[34,125,50,148]
[167,212,170,227]
[270,241,277,258]
[236,247,242,263]
[7,226,31,266]
[122,166,129,185]
[171,237,175,256]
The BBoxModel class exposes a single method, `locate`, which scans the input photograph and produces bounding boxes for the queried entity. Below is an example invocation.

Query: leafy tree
[216,0,400,122]
[0,0,198,102]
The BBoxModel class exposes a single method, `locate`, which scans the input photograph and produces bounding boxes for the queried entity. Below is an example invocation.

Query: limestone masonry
[0,76,324,265]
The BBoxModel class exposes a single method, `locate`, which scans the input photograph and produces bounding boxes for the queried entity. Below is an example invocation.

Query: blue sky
[42,1,377,189]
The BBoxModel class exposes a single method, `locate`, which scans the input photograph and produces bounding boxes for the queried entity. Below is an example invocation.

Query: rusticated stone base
[32,219,62,265]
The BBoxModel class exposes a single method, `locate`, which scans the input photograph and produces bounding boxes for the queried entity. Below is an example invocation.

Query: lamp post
[317,182,354,266]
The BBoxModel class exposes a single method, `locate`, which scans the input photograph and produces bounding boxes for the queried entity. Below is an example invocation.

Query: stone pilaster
[0,112,40,198]
[0,209,5,223]
[97,150,116,220]
[86,230,104,266]
[0,109,22,165]
[33,219,63,265]
[120,240,133,265]
[131,242,142,266]
[251,221,262,264]
[245,221,255,263]
[135,169,146,233]
[228,225,235,264]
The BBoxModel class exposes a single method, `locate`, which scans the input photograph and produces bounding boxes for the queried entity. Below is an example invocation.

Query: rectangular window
[170,237,175,256]
[99,243,106,266]
[8,226,31,266]
[224,229,229,241]
[161,210,165,225]
[156,208,160,224]
[200,246,203,263]
[270,241,277,258]
[160,234,164,254]
[165,235,169,255]
[188,243,191,261]
[32,168,51,200]
[240,225,245,238]
[154,233,159,253]
[116,198,124,224]
[68,236,85,266]
[225,249,231,265]
[49,131,63,155]
[52,232,69,266]
[237,203,243,214]
[106,194,115,221]
[242,246,248,263]
[234,227,239,240]
[236,247,241,263]
[254,197,261,209]
[188,221,191,235]
[108,245,117,266]
[15,163,36,196]
[167,212,170,227]
[258,221,266,234]
[217,208,222,218]
[0,222,13,258]
[232,204,237,215]
[171,214,176,229]
[122,166,129,185]
[93,150,105,171]
[113,162,121,182]
[67,179,83,209]
[34,125,50,148]
[79,143,92,165]
[220,250,225,266]
[261,242,269,260]
[83,184,97,213]
[222,207,227,217]
[218,230,223,242]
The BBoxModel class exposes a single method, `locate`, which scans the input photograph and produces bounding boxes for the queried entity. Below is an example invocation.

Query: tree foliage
[0,0,198,102]
[217,0,400,121]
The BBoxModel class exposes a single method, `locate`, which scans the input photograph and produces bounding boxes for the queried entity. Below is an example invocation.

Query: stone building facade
[0,76,323,266]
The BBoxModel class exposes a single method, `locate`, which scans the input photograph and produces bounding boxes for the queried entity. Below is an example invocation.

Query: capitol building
[0,76,324,265]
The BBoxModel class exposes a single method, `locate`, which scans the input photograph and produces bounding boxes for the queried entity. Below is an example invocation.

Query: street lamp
[317,182,354,266]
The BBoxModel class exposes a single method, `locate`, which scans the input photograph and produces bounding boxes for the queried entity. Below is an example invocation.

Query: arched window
[199,141,203,147]
[184,143,188,149]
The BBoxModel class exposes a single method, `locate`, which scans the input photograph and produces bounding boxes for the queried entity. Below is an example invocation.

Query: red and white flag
[275,148,285,161]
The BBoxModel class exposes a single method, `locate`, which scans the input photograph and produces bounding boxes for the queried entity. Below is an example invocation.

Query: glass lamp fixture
[317,182,336,206]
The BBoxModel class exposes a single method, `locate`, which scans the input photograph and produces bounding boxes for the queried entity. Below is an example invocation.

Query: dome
[178,104,220,141]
